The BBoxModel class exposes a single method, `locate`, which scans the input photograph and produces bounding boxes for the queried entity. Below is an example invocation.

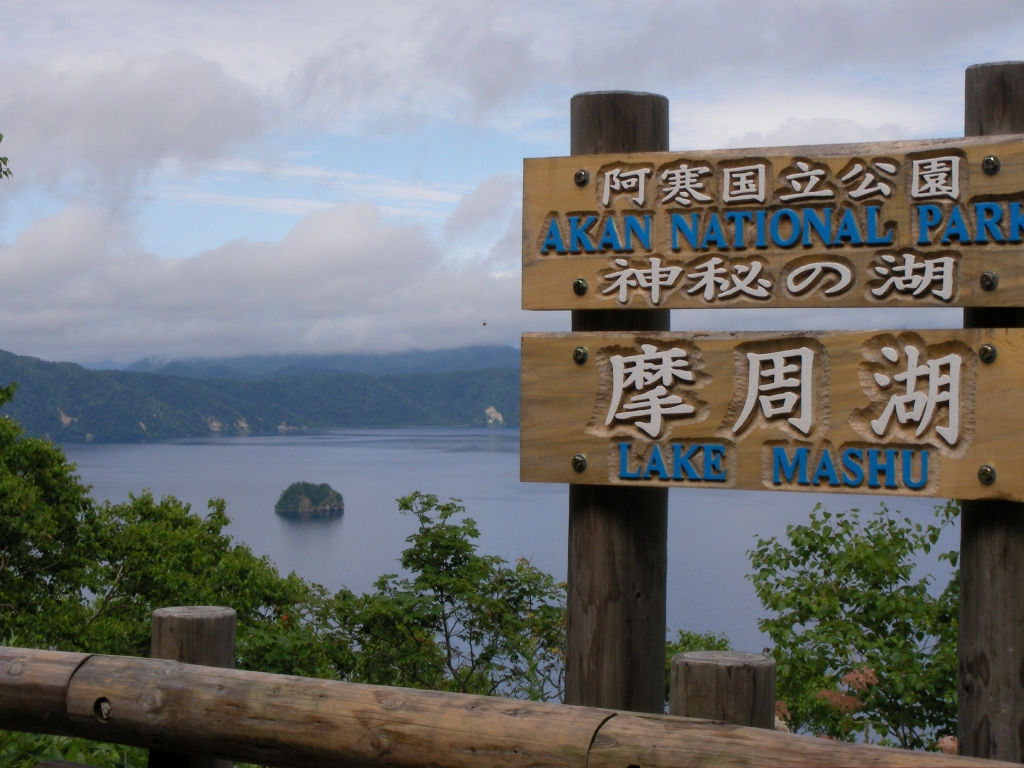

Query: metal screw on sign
[982,155,1001,175]
[574,169,589,186]
[980,271,999,291]
[978,465,997,485]
[571,454,588,473]
[573,278,589,296]
[572,346,588,364]
[94,697,112,722]
[979,343,997,364]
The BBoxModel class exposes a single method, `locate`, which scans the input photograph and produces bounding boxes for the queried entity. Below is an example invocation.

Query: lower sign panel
[520,329,1024,500]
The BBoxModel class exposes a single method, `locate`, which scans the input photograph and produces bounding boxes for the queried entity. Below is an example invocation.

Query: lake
[61,427,957,654]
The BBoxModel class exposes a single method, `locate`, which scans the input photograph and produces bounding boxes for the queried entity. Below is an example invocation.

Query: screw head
[979,343,997,364]
[574,169,590,186]
[572,278,589,296]
[94,697,112,722]
[572,346,588,365]
[571,454,587,473]
[982,155,1001,175]
[980,271,999,291]
[979,464,996,485]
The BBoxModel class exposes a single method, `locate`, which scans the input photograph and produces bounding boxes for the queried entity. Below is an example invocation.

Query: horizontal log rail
[0,647,1009,768]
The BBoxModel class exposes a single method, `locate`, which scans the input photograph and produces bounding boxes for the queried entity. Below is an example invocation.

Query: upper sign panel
[522,135,1024,310]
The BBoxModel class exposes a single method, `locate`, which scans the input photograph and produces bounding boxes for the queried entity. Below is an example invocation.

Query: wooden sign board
[522,135,1024,310]
[520,328,1024,501]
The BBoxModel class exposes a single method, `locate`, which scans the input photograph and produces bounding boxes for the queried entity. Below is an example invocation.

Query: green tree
[0,383,93,649]
[748,501,958,748]
[333,492,566,700]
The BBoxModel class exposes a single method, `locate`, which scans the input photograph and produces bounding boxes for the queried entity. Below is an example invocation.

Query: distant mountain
[123,345,520,379]
[0,349,518,442]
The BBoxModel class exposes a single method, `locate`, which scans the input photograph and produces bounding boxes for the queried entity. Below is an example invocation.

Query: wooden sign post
[959,62,1024,763]
[565,92,669,713]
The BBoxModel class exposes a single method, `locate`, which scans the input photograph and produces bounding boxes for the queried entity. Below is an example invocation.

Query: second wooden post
[565,91,669,713]
[149,606,237,768]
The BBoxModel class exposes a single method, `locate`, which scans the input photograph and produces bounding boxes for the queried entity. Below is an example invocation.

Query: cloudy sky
[2,0,1023,366]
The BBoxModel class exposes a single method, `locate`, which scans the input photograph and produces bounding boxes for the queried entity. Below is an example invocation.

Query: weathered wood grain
[63,654,611,768]
[520,328,1024,500]
[1,647,1015,768]
[565,90,669,717]
[959,60,1024,763]
[669,652,775,729]
[0,647,89,735]
[149,606,236,768]
[588,712,1009,768]
[523,134,1024,310]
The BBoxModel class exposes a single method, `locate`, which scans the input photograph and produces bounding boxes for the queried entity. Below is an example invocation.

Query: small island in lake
[274,481,345,521]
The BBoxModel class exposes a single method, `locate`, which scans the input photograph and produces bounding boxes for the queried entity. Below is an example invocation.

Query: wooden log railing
[0,646,1010,768]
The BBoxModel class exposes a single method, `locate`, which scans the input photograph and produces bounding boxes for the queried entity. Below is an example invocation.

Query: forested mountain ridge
[122,345,520,379]
[0,349,518,442]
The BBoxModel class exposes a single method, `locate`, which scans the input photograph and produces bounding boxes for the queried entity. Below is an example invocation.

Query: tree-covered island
[274,482,345,520]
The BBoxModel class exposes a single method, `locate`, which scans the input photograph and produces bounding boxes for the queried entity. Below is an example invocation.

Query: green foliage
[0,134,11,181]
[0,348,519,441]
[0,383,94,649]
[0,383,566,763]
[333,493,566,700]
[748,501,959,749]
[664,629,732,702]
[0,730,143,768]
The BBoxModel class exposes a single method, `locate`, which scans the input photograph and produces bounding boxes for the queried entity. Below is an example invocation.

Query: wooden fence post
[565,91,669,713]
[149,606,237,768]
[669,651,775,729]
[959,61,1024,762]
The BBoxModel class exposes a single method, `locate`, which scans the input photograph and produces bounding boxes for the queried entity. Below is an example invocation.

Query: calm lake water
[61,427,956,654]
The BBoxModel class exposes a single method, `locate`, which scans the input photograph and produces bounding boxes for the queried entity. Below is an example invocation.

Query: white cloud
[0,51,262,201]
[725,117,912,150]
[0,199,550,363]
[443,174,519,240]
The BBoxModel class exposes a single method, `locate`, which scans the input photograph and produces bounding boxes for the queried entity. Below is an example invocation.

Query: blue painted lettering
[975,203,1005,243]
[812,449,840,486]
[867,448,898,489]
[901,449,929,489]
[541,219,566,253]
[801,208,832,247]
[752,210,767,248]
[833,208,863,245]
[568,216,597,253]
[672,444,702,481]
[725,211,753,249]
[940,206,971,244]
[597,218,622,251]
[865,206,894,245]
[841,448,864,487]
[770,209,801,247]
[703,444,727,481]
[642,445,670,479]
[916,204,943,245]
[700,212,728,249]
[624,214,651,251]
[772,446,809,485]
[670,213,699,250]
[1009,203,1024,244]
[618,443,642,479]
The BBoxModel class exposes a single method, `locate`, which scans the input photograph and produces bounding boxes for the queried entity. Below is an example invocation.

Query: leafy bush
[748,501,959,748]
[332,493,566,700]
